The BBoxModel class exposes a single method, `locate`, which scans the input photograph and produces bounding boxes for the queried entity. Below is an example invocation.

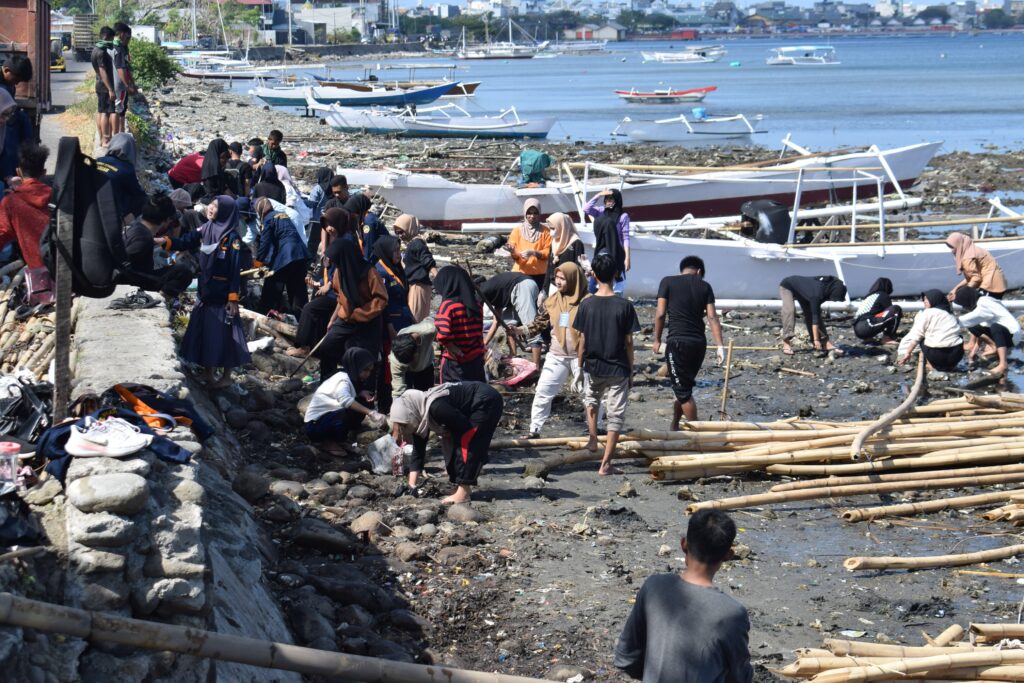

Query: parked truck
[72,13,97,62]
[0,0,52,134]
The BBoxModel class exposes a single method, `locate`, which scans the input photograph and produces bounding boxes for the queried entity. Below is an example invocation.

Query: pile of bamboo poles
[0,265,63,380]
[779,623,1024,681]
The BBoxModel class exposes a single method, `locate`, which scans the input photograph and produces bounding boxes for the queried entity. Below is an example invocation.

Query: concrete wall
[241,42,425,60]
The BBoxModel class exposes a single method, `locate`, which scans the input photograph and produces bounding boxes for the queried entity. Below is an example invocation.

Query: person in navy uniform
[159,195,250,388]
[253,197,310,315]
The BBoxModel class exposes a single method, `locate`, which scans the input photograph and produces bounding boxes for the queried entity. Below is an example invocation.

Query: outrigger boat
[767,45,840,66]
[612,112,765,144]
[615,86,717,104]
[455,21,548,60]
[317,63,481,99]
[339,139,941,230]
[250,82,454,108]
[641,45,727,63]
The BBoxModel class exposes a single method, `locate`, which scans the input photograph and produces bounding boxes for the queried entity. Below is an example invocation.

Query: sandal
[109,289,160,310]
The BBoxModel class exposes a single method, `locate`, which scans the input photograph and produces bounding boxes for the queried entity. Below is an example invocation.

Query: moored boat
[767,46,840,66]
[641,45,727,63]
[615,86,717,104]
[612,111,765,144]
[251,82,454,108]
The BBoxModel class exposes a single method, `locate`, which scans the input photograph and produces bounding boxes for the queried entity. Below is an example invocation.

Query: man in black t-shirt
[779,275,847,356]
[653,256,725,428]
[573,254,640,476]
[224,142,253,196]
[91,27,116,146]
[120,194,193,297]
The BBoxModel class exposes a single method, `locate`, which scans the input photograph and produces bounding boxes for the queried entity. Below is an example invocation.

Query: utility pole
[191,0,198,44]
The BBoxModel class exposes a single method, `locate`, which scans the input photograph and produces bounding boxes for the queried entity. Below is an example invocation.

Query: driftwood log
[849,353,925,461]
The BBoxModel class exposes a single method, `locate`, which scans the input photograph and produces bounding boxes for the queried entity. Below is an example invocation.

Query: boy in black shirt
[121,194,193,297]
[573,254,640,475]
[90,27,116,146]
[224,142,252,196]
[653,256,725,428]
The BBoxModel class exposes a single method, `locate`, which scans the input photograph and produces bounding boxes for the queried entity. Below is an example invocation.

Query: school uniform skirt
[179,300,252,369]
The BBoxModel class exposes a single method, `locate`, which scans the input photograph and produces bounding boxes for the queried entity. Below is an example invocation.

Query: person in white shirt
[304,348,386,449]
[897,290,964,372]
[955,287,1020,376]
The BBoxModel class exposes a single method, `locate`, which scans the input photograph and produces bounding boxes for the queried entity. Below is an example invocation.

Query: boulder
[232,467,270,503]
[446,504,487,524]
[350,511,385,538]
[269,480,306,498]
[66,473,149,515]
[21,479,62,506]
[394,542,426,562]
[67,507,137,548]
[292,518,357,553]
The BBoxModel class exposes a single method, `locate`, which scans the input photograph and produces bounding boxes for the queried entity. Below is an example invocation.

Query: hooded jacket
[0,178,51,268]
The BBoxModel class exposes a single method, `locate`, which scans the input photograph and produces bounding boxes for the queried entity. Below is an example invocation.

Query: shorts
[114,90,128,116]
[666,339,707,403]
[96,89,115,114]
[583,374,629,433]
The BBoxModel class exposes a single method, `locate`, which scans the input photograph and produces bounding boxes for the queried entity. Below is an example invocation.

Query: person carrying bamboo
[614,509,753,683]
[778,275,847,356]
[946,232,1007,301]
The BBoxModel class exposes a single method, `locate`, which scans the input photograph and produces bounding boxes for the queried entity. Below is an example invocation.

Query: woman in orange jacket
[505,198,551,292]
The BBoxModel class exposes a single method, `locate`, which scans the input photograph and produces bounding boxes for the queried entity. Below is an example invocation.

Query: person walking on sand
[946,232,1007,300]
[614,509,753,683]
[897,290,964,372]
[506,198,551,292]
[390,381,503,505]
[573,254,640,475]
[778,275,848,356]
[653,256,725,428]
[852,277,902,345]
[955,286,1020,377]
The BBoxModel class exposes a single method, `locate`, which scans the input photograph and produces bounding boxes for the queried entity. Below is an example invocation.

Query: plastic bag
[367,434,401,475]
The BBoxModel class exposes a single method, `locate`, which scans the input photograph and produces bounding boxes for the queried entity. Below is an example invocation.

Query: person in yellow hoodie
[505,198,551,292]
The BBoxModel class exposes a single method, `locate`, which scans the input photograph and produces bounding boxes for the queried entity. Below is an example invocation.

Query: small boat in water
[308,98,555,139]
[455,21,548,60]
[615,86,717,104]
[612,111,765,144]
[318,63,481,99]
[766,46,840,65]
[642,45,727,64]
[251,82,454,108]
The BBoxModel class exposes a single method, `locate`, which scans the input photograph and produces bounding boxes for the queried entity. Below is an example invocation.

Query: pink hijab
[945,232,983,275]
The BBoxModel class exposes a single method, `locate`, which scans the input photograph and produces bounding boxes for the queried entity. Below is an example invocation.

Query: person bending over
[254,197,310,315]
[389,318,437,495]
[614,509,753,683]
[122,193,194,297]
[897,290,964,372]
[946,232,1006,300]
[852,277,902,345]
[778,275,847,356]
[955,286,1020,377]
[304,348,386,452]
[480,271,543,368]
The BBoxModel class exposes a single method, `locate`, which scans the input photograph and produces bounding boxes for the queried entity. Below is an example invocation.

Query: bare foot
[441,492,471,505]
[598,464,622,476]
[584,438,598,453]
[210,372,234,389]
[285,346,310,358]
[880,337,899,346]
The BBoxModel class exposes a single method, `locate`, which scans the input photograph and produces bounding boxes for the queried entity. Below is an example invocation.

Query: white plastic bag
[367,434,401,475]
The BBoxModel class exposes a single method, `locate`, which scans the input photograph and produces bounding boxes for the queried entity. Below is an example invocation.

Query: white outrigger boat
[250,82,454,108]
[339,140,941,230]
[767,45,840,65]
[612,112,766,144]
[642,45,727,63]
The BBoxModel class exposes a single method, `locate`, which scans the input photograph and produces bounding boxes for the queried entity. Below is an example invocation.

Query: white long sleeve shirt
[897,308,963,358]
[304,371,357,423]
[958,297,1022,344]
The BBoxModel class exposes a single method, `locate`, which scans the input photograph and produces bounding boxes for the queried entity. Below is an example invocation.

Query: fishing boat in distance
[641,45,727,63]
[615,86,717,104]
[318,63,480,99]
[766,45,840,65]
[307,98,555,139]
[456,21,548,60]
[250,82,453,108]
[612,111,765,144]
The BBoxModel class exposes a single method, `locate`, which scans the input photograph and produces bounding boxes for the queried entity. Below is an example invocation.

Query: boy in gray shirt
[614,509,753,683]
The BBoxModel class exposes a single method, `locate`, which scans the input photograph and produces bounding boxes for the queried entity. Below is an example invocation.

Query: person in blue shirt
[254,196,310,315]
[94,132,147,223]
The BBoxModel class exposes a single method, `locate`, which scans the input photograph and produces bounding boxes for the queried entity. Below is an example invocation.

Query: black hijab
[824,278,847,302]
[316,167,333,195]
[954,286,981,312]
[593,189,625,275]
[868,278,893,295]
[344,193,372,218]
[323,207,358,240]
[373,235,407,287]
[341,347,376,388]
[861,277,893,318]
[433,265,481,317]
[259,162,285,189]
[201,138,229,182]
[924,289,952,313]
[327,234,371,307]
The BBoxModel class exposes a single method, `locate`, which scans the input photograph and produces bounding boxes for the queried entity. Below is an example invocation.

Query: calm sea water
[239,34,1024,153]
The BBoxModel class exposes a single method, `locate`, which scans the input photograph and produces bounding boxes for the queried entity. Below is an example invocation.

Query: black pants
[439,354,485,383]
[259,259,309,315]
[403,364,436,473]
[666,339,706,403]
[307,220,324,257]
[120,263,194,297]
[316,318,381,380]
[853,305,903,341]
[922,343,964,372]
[969,323,1014,349]
[431,384,503,486]
[295,295,335,348]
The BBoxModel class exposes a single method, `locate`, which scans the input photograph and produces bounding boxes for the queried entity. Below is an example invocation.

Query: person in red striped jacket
[433,266,486,383]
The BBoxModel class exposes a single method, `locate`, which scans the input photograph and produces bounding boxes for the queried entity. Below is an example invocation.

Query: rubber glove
[716,346,726,366]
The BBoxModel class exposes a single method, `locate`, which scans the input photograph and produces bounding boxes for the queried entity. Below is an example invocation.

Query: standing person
[263,129,287,167]
[946,232,1007,300]
[344,193,386,259]
[0,55,32,99]
[434,266,486,383]
[524,262,589,439]
[251,162,287,205]
[778,275,848,356]
[305,166,334,255]
[253,197,310,315]
[304,348,386,450]
[109,23,139,136]
[506,198,551,291]
[0,143,50,269]
[955,286,1020,377]
[389,317,437,495]
[390,381,504,505]
[90,27,116,147]
[200,138,231,201]
[95,133,147,223]
[542,212,586,296]
[224,142,253,197]
[316,236,388,380]
[480,272,543,368]
[614,509,753,683]
[165,196,250,388]
[374,235,414,338]
[652,256,725,428]
[852,277,902,345]
[122,194,194,297]
[897,290,964,372]
[323,175,350,212]
[394,213,436,323]
[585,189,630,294]
[574,254,640,476]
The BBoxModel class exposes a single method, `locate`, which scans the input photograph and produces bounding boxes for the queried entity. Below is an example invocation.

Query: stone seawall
[2,286,301,682]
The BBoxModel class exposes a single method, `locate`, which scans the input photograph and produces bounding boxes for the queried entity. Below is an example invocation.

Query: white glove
[571,370,586,394]
[536,291,547,307]
[366,411,387,428]
[716,346,726,366]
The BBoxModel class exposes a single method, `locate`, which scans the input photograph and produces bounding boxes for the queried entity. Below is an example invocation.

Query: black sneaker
[109,289,160,310]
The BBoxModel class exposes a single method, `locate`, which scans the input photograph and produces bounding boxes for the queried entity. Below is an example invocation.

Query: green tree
[616,9,646,32]
[981,8,1015,27]
[128,37,180,91]
[915,5,950,22]
[645,12,679,29]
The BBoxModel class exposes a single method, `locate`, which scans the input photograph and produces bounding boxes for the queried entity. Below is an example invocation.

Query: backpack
[40,137,132,298]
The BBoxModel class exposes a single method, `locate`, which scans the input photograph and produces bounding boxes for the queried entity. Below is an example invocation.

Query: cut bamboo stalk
[824,639,977,657]
[844,543,1024,572]
[238,307,298,338]
[808,650,1024,683]
[851,354,926,461]
[931,624,965,647]
[767,442,1024,476]
[770,463,1024,493]
[719,339,734,419]
[1003,509,1024,522]
[980,503,1024,521]
[780,367,816,377]
[970,623,1024,641]
[780,656,905,676]
[688,472,1024,513]
[841,488,1024,523]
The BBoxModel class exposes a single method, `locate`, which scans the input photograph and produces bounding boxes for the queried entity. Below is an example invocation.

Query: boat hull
[310,82,453,107]
[322,109,554,139]
[618,116,761,143]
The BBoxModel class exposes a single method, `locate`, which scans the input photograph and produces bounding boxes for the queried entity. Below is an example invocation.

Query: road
[41,57,91,172]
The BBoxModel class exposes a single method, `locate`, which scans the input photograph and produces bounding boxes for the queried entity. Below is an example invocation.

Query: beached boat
[612,112,765,144]
[318,63,481,99]
[308,99,555,139]
[252,82,453,108]
[615,86,717,104]
[641,45,727,63]
[338,140,942,230]
[767,46,840,66]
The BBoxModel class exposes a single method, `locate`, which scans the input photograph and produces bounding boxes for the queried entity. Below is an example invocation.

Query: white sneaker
[65,417,153,458]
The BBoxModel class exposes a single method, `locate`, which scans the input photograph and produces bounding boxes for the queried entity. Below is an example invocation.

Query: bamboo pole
[841,488,1024,523]
[719,339,734,420]
[970,623,1024,641]
[823,640,976,658]
[779,367,816,378]
[780,656,905,676]
[844,543,1024,572]
[0,593,547,683]
[688,472,1024,513]
[930,625,965,647]
[767,441,1024,476]
[770,463,1024,493]
[809,650,1024,683]
[238,307,298,338]
[980,504,1024,521]
[850,353,925,461]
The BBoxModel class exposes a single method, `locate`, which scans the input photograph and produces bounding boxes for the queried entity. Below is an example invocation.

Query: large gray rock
[66,456,150,483]
[308,577,396,614]
[350,511,384,538]
[232,467,269,502]
[394,542,426,562]
[66,473,149,515]
[446,504,487,524]
[68,542,127,574]
[269,480,306,498]
[66,506,137,548]
[292,518,357,553]
[20,478,62,506]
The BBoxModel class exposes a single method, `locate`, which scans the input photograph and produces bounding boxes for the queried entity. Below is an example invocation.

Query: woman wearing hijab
[343,193,386,259]
[505,198,551,291]
[374,236,414,338]
[897,290,964,372]
[585,189,630,294]
[254,197,310,315]
[305,166,334,255]
[390,381,503,505]
[955,286,1020,377]
[946,232,1007,300]
[162,196,250,387]
[95,132,147,222]
[523,262,590,438]
[394,214,436,323]
[852,277,902,345]
[304,347,387,448]
[542,212,586,296]
[287,208,347,358]
[199,138,231,201]
[252,162,287,205]
[434,265,486,383]
[315,235,388,380]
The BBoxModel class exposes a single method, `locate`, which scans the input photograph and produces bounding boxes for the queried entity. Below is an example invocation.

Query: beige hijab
[518,198,542,243]
[544,262,588,349]
[389,384,451,437]
[946,232,983,275]
[548,212,580,257]
[393,213,420,239]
